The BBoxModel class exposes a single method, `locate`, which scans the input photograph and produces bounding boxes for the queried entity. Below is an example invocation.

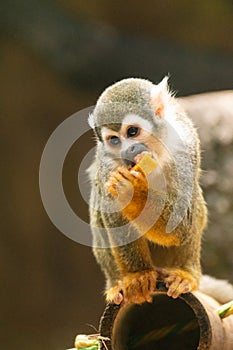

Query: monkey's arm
[106,167,180,247]
[89,169,122,299]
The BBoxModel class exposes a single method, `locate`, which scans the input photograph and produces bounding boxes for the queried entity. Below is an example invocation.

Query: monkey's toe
[164,269,198,298]
[122,270,157,304]
[167,278,192,298]
[105,286,124,305]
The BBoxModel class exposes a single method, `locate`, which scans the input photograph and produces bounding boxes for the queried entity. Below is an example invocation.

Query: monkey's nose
[121,143,148,166]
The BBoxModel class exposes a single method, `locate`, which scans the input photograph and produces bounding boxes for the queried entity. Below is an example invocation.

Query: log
[99,282,233,350]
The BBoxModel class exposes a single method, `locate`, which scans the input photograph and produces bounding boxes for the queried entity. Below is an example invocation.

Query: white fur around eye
[101,127,119,141]
[122,114,153,134]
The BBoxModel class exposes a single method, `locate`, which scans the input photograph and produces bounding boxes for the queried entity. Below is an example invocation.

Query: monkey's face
[100,114,160,169]
[90,77,179,171]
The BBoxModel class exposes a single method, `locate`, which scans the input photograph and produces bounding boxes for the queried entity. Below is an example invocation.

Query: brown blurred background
[1,1,233,349]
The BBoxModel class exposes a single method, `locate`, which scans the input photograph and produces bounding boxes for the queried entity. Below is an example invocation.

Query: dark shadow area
[113,295,199,350]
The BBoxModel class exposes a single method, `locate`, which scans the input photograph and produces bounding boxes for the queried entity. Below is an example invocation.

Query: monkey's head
[89,77,180,169]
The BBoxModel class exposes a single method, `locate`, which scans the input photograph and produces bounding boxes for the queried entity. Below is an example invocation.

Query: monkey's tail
[199,274,233,304]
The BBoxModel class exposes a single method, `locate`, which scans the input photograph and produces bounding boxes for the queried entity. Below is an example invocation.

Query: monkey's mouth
[126,151,153,169]
[125,160,136,168]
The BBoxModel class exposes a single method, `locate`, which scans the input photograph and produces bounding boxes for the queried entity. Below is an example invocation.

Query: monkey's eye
[127,126,139,138]
[108,135,121,146]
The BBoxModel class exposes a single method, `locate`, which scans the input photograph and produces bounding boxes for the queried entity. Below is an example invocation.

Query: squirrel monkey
[88,77,207,304]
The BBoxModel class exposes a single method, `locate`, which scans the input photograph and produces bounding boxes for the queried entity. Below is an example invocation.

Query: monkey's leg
[111,234,157,304]
[93,245,123,304]
[92,221,122,303]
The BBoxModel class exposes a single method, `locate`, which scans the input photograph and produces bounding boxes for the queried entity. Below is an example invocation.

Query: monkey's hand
[106,167,148,218]
[157,268,198,299]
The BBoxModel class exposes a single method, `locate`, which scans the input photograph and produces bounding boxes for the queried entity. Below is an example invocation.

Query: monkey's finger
[106,174,121,186]
[164,275,177,284]
[141,279,150,301]
[169,280,191,299]
[176,280,192,294]
[166,276,182,298]
[130,170,145,179]
[140,272,156,302]
[113,172,126,182]
[106,172,126,188]
[130,171,148,188]
[107,167,128,182]
[142,279,154,303]
[149,275,157,293]
[118,168,136,182]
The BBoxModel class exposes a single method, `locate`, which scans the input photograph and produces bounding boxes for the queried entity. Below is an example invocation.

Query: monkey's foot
[105,286,123,305]
[122,270,157,304]
[160,268,198,299]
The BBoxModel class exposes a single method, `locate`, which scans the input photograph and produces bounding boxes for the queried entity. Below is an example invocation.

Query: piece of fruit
[133,153,158,176]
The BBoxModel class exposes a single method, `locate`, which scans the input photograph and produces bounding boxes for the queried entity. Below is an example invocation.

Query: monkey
[88,77,207,304]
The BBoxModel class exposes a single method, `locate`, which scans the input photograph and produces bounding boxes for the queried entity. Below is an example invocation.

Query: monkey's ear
[88,113,95,129]
[151,76,170,118]
[88,113,102,141]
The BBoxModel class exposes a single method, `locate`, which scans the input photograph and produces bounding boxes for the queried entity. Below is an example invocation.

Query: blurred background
[1,1,233,349]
